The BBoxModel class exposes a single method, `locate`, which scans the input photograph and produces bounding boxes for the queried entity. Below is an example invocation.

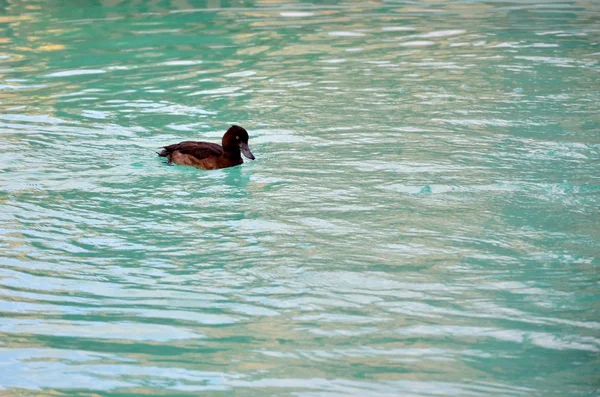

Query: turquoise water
[1,0,599,395]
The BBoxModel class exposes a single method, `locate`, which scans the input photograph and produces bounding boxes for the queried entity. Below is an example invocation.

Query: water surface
[0,0,599,396]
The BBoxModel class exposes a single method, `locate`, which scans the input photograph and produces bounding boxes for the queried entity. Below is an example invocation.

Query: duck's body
[158,125,255,170]
[159,141,241,170]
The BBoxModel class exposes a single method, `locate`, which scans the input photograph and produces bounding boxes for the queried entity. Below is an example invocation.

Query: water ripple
[0,0,598,396]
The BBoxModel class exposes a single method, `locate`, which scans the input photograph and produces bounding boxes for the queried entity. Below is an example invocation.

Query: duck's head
[222,125,255,160]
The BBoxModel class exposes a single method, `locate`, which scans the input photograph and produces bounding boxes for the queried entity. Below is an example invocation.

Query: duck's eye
[236,136,239,140]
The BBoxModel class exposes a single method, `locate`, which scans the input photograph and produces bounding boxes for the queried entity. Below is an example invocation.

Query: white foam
[280,12,314,17]
[329,31,365,37]
[45,69,106,77]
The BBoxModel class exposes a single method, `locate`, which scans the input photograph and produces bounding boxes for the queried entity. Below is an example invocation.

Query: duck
[158,125,255,170]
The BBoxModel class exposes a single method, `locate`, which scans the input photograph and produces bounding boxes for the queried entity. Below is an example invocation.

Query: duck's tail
[156,148,169,157]
[157,143,180,157]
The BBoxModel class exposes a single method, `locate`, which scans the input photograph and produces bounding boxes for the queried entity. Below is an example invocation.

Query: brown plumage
[158,125,255,170]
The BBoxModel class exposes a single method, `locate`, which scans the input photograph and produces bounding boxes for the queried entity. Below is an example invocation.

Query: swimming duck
[158,125,255,170]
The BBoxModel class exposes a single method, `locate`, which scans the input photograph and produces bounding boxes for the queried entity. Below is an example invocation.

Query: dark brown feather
[158,141,223,160]
[157,125,254,170]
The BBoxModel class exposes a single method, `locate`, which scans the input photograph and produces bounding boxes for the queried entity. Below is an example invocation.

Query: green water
[1,0,599,395]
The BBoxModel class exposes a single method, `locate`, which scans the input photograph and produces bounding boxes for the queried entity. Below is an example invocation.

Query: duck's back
[160,141,223,158]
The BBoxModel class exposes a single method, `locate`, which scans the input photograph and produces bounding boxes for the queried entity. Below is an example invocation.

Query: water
[1,0,599,395]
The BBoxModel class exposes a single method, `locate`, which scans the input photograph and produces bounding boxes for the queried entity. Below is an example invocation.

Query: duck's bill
[240,142,255,160]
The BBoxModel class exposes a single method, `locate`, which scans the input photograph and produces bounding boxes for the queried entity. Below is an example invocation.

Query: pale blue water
[0,0,599,396]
